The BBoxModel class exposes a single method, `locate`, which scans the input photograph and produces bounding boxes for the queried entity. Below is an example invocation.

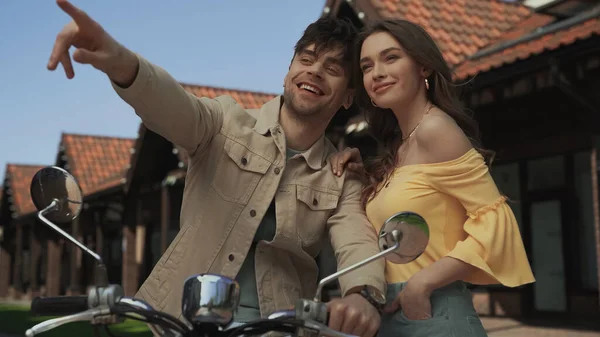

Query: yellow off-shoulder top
[365,148,535,287]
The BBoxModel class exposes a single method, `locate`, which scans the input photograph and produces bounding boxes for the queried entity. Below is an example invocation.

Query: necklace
[401,103,435,141]
[384,103,435,189]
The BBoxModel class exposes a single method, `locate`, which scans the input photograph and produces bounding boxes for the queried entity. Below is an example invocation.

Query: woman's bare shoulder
[415,109,473,164]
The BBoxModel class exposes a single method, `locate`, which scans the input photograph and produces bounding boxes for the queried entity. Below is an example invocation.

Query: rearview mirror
[30,166,83,223]
[378,212,429,264]
[312,211,430,302]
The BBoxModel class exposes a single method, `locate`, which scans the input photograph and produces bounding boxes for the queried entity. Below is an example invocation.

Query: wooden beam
[591,145,600,307]
[68,217,82,295]
[350,0,380,23]
[46,236,63,296]
[12,224,23,297]
[121,198,141,297]
[29,226,41,297]
[493,133,591,163]
[0,242,11,297]
[323,0,341,17]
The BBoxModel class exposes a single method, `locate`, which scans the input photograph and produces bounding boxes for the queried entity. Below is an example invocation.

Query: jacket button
[313,198,318,206]
[250,210,256,217]
[274,167,280,175]
[241,157,248,165]
[228,254,235,261]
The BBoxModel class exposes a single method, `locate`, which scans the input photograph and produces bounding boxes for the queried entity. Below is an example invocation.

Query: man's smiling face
[283,44,354,121]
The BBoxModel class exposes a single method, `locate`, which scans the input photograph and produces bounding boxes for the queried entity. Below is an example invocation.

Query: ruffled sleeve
[423,149,535,287]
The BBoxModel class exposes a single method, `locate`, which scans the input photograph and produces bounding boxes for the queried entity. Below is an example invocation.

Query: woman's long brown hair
[354,19,494,207]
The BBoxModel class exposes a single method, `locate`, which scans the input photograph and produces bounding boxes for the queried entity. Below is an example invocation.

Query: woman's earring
[425,78,430,91]
[371,98,378,107]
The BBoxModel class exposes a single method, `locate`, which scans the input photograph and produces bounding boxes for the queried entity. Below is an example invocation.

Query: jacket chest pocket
[212,138,271,204]
[295,185,339,249]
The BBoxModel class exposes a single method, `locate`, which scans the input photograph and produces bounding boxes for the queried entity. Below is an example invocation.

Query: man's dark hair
[293,16,358,72]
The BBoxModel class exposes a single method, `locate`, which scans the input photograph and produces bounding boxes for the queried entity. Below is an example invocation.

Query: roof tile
[368,0,532,65]
[61,134,135,196]
[366,1,599,79]
[455,16,600,79]
[4,164,46,216]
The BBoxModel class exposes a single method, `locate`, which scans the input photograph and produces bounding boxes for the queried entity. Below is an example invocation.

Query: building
[0,133,135,298]
[0,164,47,298]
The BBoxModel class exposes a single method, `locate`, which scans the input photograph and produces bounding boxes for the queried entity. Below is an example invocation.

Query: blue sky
[0,0,325,179]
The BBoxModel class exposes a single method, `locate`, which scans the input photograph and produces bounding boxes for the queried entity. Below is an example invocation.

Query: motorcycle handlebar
[26,294,354,337]
[30,295,89,316]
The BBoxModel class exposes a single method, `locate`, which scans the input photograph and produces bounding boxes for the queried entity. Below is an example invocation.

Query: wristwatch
[359,285,386,313]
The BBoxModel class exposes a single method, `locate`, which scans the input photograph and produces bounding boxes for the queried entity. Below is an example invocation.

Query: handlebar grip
[30,296,89,316]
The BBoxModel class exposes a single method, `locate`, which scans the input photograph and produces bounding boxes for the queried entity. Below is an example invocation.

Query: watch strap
[359,285,385,314]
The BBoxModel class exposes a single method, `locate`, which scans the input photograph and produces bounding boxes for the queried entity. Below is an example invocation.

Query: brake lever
[116,297,189,337]
[267,309,296,320]
[25,308,111,337]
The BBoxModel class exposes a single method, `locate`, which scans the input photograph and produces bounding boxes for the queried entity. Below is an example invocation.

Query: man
[48,1,386,336]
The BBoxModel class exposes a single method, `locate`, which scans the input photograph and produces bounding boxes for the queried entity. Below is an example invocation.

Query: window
[573,151,598,290]
[491,162,523,231]
[481,162,524,290]
[527,155,565,190]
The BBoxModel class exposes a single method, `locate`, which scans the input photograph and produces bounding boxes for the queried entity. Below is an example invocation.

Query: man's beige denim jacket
[112,54,386,320]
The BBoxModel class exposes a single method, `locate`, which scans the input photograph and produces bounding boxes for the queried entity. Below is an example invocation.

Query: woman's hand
[330,147,364,177]
[385,275,433,320]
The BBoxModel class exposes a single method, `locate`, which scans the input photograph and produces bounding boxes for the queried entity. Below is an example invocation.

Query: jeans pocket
[379,310,452,337]
[396,309,449,324]
[391,293,450,325]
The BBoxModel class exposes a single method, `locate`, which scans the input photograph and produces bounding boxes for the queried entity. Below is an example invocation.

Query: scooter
[24,166,430,337]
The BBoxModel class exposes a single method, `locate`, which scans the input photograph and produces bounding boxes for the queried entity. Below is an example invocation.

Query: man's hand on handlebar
[326,293,380,337]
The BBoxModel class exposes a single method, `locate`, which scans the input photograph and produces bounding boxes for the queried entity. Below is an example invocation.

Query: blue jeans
[378,281,488,337]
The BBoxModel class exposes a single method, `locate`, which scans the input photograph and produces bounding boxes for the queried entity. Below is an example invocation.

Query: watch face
[367,288,386,305]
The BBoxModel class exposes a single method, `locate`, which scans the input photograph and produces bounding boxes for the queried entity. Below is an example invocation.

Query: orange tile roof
[60,133,136,196]
[364,0,533,66]
[350,1,600,80]
[180,83,278,109]
[455,14,600,79]
[4,164,46,216]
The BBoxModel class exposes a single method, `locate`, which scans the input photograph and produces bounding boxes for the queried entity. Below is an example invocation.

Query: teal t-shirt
[234,148,300,322]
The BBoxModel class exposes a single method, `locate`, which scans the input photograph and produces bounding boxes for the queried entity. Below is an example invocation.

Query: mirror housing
[312,211,430,302]
[30,166,83,223]
[378,212,429,264]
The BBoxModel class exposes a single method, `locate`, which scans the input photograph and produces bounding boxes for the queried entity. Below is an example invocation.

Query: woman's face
[359,31,423,110]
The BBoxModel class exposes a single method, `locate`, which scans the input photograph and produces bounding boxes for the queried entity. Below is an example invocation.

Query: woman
[330,20,535,337]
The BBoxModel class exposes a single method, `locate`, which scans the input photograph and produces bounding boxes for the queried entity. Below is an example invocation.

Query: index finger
[330,154,340,173]
[57,0,93,26]
[333,152,350,176]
